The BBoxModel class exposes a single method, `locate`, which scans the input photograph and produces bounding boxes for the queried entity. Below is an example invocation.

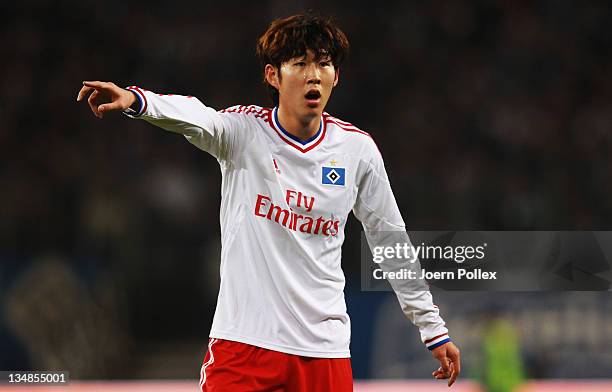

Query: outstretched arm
[76,81,239,161]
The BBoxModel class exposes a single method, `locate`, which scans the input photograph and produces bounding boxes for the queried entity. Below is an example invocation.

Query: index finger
[448,352,461,387]
[83,81,108,89]
[449,349,461,376]
[448,366,457,387]
[77,85,93,101]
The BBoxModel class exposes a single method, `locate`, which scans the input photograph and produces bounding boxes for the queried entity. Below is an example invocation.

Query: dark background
[1,0,611,381]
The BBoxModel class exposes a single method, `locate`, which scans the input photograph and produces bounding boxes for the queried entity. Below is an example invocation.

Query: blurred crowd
[1,0,611,380]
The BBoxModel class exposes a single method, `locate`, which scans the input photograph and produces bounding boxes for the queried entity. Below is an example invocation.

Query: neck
[277,105,321,141]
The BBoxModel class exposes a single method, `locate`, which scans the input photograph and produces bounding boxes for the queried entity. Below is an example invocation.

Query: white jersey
[124,86,450,357]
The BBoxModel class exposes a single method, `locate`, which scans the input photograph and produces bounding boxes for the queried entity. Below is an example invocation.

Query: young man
[77,14,460,391]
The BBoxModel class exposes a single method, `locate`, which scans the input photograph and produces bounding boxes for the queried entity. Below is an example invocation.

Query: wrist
[425,333,451,350]
[126,90,138,109]
[123,86,147,117]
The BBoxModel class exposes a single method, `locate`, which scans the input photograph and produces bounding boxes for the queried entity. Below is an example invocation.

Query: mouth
[304,90,322,106]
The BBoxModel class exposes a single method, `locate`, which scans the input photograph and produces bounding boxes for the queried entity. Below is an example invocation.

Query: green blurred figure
[482,318,526,392]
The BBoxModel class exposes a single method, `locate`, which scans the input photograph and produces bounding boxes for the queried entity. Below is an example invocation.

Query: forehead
[286,49,331,61]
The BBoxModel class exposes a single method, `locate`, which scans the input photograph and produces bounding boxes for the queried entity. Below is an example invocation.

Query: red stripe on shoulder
[324,114,383,154]
[332,117,355,126]
[324,115,372,138]
[219,105,271,118]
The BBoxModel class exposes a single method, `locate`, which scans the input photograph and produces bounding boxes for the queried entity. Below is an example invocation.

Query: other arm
[352,138,461,386]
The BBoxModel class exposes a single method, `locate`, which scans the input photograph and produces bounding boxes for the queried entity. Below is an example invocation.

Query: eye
[294,61,306,66]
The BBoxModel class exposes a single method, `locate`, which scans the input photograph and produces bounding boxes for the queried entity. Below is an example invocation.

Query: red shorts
[199,338,353,392]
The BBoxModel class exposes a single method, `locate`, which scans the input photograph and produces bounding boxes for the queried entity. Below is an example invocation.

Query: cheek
[289,78,305,94]
[282,73,300,86]
[323,71,337,86]
[280,77,298,94]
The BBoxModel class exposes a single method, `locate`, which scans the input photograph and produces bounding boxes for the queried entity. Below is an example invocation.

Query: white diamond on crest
[327,169,340,184]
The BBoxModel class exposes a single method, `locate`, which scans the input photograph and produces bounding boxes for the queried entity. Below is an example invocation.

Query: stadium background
[1,0,611,390]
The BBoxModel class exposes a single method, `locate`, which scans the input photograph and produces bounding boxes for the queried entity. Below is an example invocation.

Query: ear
[264,64,280,90]
[333,67,340,87]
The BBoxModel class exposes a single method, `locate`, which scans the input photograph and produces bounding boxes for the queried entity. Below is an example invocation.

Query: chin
[305,108,323,119]
[306,101,326,112]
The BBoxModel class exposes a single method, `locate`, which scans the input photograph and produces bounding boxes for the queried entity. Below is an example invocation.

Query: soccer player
[77,13,460,391]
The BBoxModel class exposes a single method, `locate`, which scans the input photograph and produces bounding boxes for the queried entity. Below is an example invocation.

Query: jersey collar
[270,107,327,153]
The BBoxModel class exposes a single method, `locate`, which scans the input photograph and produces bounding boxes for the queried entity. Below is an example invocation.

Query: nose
[305,63,321,84]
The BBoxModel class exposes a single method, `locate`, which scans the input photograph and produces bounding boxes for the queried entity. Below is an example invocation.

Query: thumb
[98,101,123,113]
